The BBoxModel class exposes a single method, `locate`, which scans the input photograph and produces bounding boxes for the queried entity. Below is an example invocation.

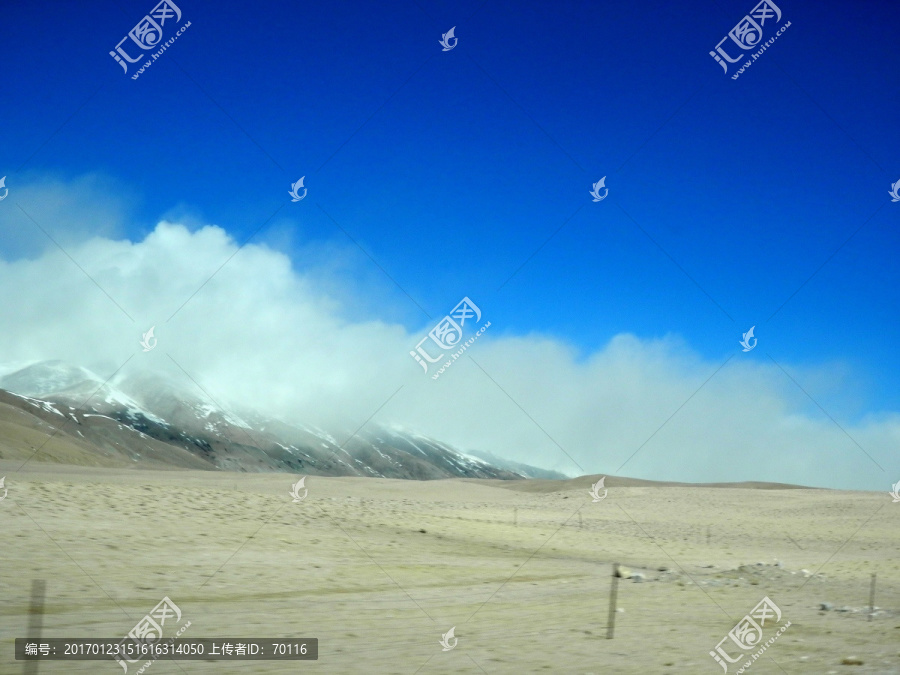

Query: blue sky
[0,0,898,488]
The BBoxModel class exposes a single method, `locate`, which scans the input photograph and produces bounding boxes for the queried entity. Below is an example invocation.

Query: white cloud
[0,208,896,490]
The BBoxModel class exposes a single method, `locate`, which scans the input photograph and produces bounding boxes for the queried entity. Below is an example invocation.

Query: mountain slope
[467,449,570,479]
[0,361,536,480]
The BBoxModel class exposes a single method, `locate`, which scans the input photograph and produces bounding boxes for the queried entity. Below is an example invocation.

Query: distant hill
[488,473,816,492]
[0,360,555,481]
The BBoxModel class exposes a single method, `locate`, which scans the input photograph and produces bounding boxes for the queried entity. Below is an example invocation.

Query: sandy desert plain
[1,458,899,675]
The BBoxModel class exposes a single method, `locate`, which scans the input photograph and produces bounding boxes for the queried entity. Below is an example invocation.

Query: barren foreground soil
[1,462,899,674]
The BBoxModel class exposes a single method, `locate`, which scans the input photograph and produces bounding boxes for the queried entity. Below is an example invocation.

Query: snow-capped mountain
[0,360,535,480]
[0,360,168,425]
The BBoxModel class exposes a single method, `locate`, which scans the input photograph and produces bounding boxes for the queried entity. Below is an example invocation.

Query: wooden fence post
[24,579,46,675]
[607,563,619,639]
[868,573,876,621]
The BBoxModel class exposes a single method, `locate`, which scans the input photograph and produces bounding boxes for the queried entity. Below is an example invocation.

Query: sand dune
[1,462,898,674]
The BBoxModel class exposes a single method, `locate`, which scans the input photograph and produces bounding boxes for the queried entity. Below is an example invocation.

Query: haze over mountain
[0,217,896,491]
[0,360,545,480]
